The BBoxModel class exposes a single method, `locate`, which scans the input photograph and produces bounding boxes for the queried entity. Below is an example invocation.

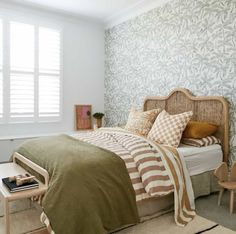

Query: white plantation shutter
[0,20,3,119]
[10,22,35,120]
[10,73,34,118]
[39,27,61,119]
[39,75,60,117]
[0,19,62,123]
[10,22,34,72]
[39,27,60,74]
[0,72,2,119]
[0,19,2,67]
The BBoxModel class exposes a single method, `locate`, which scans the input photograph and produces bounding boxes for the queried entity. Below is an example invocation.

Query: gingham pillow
[182,136,221,147]
[125,108,161,136]
[147,110,193,147]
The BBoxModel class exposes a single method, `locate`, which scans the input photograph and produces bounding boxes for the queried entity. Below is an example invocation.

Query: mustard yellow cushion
[183,121,218,139]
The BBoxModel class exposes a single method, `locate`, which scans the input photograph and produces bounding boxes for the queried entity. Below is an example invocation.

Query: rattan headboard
[143,88,229,163]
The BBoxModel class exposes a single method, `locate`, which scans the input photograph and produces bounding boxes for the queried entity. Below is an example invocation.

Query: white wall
[0,2,105,161]
[0,138,28,162]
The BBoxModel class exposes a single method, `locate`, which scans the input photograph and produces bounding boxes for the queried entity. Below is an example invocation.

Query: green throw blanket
[17,134,139,234]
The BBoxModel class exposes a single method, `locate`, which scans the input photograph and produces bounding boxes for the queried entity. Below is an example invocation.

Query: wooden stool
[214,162,236,214]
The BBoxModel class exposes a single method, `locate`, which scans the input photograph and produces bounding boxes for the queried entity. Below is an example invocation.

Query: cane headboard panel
[143,88,229,162]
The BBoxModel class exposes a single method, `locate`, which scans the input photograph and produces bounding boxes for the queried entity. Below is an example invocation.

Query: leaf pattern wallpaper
[105,0,236,162]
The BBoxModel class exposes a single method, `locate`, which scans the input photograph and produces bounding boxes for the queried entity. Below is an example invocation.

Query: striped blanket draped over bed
[72,128,195,226]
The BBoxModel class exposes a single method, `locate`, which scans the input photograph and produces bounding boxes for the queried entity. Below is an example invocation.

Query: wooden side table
[0,153,49,234]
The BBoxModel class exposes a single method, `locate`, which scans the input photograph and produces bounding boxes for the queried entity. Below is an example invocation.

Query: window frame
[0,15,63,124]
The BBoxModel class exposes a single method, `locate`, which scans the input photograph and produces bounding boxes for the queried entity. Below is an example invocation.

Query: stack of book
[2,176,39,193]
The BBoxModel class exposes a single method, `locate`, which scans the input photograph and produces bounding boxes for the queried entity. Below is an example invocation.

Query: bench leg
[3,199,10,234]
[218,188,224,206]
[230,190,234,214]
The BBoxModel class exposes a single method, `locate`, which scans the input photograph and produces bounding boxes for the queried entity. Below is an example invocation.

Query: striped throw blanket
[72,127,195,227]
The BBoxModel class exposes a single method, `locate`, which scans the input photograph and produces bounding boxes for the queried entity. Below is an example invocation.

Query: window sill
[0,131,77,141]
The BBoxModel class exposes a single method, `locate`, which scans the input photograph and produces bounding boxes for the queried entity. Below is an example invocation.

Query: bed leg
[218,188,224,206]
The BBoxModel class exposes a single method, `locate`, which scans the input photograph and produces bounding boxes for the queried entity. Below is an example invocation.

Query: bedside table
[0,153,49,234]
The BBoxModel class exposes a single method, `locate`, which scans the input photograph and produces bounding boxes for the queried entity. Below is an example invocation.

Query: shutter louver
[39,27,60,74]
[10,22,34,72]
[10,22,34,121]
[0,72,2,120]
[0,19,2,67]
[0,20,3,119]
[39,27,61,119]
[10,73,34,119]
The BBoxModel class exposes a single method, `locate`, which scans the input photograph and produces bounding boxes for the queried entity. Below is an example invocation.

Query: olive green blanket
[17,134,139,234]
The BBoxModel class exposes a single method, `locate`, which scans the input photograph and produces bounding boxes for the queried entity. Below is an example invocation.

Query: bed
[13,88,229,234]
[126,88,229,221]
[140,88,229,208]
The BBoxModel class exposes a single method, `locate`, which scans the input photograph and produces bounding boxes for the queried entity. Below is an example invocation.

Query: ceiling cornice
[0,0,103,25]
[0,0,171,29]
[104,0,170,29]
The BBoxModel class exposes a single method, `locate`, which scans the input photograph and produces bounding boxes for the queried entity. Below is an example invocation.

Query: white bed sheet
[177,144,223,176]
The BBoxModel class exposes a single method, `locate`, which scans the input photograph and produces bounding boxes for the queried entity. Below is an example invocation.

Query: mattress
[177,144,223,176]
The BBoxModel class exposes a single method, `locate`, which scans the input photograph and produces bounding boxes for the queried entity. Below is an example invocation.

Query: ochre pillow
[147,110,193,147]
[183,121,218,139]
[125,108,161,136]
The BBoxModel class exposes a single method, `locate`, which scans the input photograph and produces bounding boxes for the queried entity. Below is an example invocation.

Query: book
[2,177,39,193]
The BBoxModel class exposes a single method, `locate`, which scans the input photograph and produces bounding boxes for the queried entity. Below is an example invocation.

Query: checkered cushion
[125,108,161,136]
[147,110,193,147]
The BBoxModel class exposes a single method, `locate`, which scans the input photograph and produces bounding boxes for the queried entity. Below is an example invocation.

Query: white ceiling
[13,0,145,20]
[7,0,170,27]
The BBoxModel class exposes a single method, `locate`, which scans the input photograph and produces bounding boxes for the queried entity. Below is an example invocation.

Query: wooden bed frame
[143,88,229,163]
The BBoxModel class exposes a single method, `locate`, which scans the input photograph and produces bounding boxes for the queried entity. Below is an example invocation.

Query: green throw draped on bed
[17,134,139,234]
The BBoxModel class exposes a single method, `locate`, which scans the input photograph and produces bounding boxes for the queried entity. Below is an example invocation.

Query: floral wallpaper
[105,0,236,162]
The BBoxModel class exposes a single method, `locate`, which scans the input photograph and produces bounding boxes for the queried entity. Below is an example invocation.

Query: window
[0,19,61,123]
